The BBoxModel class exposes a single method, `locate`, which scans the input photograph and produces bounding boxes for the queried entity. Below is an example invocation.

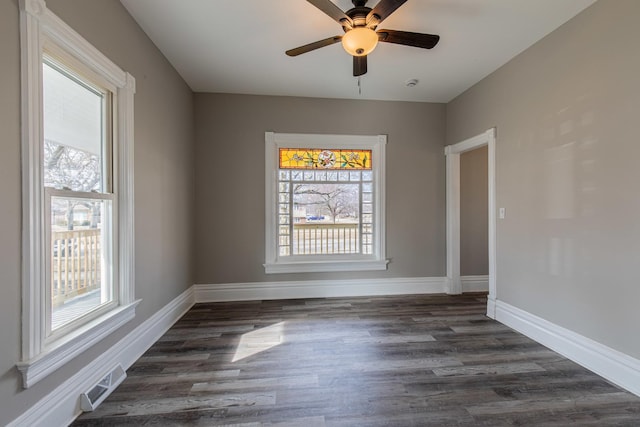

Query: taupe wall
[5,0,638,423]
[460,146,489,276]
[0,0,195,424]
[447,0,640,359]
[194,94,446,284]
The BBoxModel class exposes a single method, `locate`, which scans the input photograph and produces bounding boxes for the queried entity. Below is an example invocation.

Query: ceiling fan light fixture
[341,27,379,56]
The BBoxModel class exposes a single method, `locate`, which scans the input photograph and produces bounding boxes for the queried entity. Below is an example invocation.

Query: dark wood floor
[73,293,640,426]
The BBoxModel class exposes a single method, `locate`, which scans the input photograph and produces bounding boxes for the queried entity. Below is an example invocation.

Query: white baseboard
[486,295,496,319]
[460,275,489,292]
[496,300,640,397]
[8,287,195,427]
[194,277,448,302]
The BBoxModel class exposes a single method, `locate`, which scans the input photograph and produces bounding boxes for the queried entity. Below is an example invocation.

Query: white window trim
[264,132,388,274]
[18,0,137,388]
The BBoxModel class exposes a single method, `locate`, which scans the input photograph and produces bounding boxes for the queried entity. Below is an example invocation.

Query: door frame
[444,128,497,318]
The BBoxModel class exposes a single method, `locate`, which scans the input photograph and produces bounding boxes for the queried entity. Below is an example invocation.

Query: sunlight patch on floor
[232,322,285,362]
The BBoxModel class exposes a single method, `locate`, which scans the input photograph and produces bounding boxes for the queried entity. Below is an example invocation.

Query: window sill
[264,259,389,274]
[16,300,140,388]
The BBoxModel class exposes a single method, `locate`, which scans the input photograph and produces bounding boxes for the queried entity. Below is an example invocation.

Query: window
[265,133,388,273]
[18,0,137,388]
[44,56,117,336]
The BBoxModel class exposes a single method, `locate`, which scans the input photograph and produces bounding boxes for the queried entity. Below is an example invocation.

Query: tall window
[44,56,116,335]
[265,133,388,274]
[19,1,136,388]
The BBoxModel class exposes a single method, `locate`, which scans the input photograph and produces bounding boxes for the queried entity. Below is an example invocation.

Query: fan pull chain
[358,77,362,95]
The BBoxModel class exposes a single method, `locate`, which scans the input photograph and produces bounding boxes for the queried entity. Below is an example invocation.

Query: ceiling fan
[286,0,440,77]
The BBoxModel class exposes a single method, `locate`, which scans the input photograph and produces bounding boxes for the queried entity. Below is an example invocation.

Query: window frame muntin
[18,0,137,389]
[265,132,388,274]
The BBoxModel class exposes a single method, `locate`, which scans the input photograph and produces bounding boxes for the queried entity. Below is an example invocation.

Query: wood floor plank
[72,293,640,426]
[432,362,546,377]
[191,375,320,393]
[466,391,640,416]
[80,392,276,419]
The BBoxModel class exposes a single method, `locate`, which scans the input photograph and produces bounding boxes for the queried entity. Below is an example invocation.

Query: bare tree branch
[44,140,102,229]
[293,183,358,223]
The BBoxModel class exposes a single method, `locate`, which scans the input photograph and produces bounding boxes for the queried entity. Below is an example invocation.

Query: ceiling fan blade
[367,0,407,26]
[286,36,343,57]
[377,29,440,49]
[353,55,367,77]
[307,0,353,27]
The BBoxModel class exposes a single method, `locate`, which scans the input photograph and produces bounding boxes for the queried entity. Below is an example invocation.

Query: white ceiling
[120,0,596,103]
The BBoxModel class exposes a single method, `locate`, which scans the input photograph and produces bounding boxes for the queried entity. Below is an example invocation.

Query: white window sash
[43,188,118,341]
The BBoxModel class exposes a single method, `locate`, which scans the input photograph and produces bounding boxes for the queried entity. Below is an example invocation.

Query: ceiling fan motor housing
[342,3,377,31]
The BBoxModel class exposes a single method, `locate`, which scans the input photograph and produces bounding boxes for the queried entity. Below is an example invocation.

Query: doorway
[445,128,497,318]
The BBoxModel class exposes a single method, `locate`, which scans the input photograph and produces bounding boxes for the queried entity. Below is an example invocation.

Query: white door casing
[444,128,497,318]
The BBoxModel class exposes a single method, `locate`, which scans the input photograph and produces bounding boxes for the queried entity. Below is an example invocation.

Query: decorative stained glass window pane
[279,148,372,170]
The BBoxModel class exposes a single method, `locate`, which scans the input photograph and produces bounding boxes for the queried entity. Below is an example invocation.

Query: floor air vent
[80,364,126,412]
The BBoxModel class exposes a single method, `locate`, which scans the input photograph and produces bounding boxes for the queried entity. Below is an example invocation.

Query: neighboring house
[1,0,639,425]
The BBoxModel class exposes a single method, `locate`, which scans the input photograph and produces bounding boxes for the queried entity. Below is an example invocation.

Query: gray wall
[194,94,446,284]
[0,0,195,424]
[447,0,640,359]
[460,146,489,276]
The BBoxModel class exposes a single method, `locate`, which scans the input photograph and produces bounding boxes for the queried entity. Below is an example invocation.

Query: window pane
[291,183,360,255]
[50,196,113,331]
[278,193,290,203]
[279,203,290,214]
[43,61,107,193]
[279,214,290,225]
[279,170,290,180]
[279,148,372,170]
[279,236,290,246]
[279,182,290,192]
